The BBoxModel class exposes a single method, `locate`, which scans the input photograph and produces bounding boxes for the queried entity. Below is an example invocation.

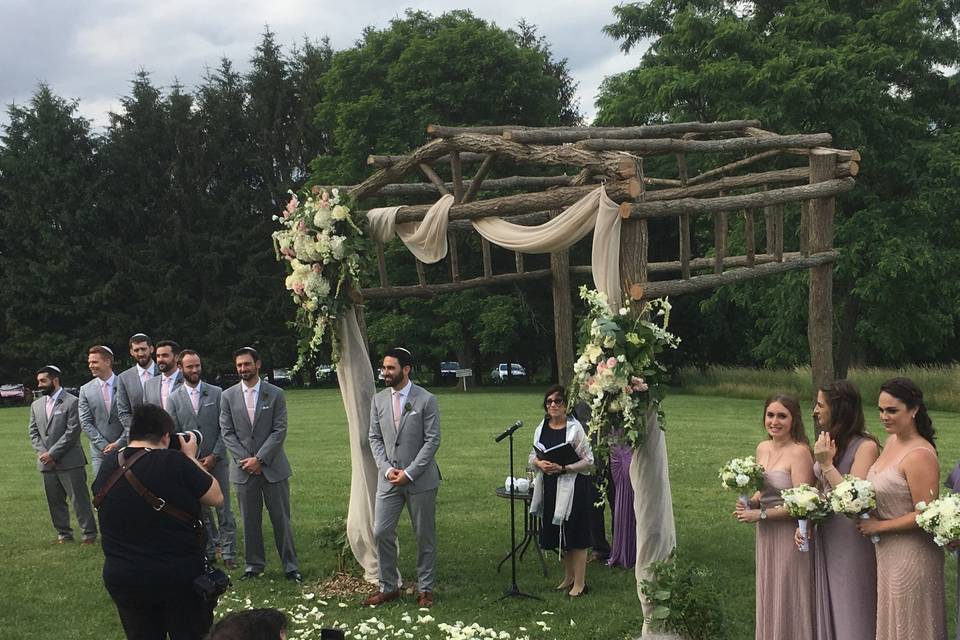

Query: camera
[168,429,204,452]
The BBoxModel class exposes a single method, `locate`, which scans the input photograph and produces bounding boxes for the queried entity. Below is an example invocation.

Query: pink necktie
[45,396,54,419]
[245,388,256,424]
[101,381,111,409]
[161,377,171,407]
[141,370,151,388]
[392,391,402,430]
[190,387,200,413]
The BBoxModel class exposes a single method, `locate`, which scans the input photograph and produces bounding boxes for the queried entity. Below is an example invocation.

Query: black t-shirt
[93,447,213,587]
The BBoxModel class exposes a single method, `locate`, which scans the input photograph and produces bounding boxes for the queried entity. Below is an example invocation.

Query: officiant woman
[528,385,595,597]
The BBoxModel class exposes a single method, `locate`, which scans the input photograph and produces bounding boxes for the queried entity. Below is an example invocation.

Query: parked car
[0,383,30,406]
[272,368,293,387]
[490,363,527,382]
[440,361,459,379]
[316,364,337,383]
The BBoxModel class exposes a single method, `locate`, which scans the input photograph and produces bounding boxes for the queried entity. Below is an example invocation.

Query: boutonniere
[403,402,413,414]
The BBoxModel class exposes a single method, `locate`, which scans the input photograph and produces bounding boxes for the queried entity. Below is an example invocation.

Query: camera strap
[94,448,204,540]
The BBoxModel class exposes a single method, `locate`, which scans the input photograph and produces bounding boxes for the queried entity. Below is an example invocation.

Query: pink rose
[285,194,299,215]
[292,282,305,296]
[606,357,618,368]
[597,362,607,372]
[312,263,322,273]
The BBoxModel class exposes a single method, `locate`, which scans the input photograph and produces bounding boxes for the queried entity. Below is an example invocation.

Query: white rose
[735,474,749,487]
[331,205,349,221]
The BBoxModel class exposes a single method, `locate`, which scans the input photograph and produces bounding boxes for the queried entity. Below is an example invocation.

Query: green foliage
[315,516,356,575]
[641,551,731,640]
[598,0,960,370]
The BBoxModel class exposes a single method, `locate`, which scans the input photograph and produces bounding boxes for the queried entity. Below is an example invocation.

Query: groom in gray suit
[220,346,300,582]
[78,345,124,477]
[364,347,441,608]
[28,365,97,544]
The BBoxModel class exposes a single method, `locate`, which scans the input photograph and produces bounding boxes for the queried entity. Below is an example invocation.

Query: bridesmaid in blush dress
[858,378,945,640]
[795,380,879,640]
[734,394,815,640]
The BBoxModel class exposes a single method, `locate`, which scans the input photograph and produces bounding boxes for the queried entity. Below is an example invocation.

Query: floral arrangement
[829,475,879,543]
[272,187,368,371]
[782,484,830,551]
[719,456,766,507]
[916,492,960,547]
[569,287,679,460]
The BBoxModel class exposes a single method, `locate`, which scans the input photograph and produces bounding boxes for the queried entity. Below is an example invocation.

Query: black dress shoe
[285,570,303,582]
[240,571,262,580]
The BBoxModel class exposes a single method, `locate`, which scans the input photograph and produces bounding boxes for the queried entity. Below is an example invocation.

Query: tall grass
[675,364,960,412]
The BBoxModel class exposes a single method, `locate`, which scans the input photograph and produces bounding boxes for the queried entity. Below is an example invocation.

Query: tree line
[1,5,957,388]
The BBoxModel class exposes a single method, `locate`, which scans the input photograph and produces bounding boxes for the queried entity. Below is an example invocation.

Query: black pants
[107,581,214,640]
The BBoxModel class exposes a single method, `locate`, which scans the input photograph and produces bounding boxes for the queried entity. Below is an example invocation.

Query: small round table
[495,486,547,576]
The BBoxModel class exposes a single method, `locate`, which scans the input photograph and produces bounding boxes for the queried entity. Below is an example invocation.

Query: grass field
[2,388,958,639]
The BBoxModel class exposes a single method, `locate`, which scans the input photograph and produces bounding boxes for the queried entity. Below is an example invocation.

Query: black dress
[538,424,594,551]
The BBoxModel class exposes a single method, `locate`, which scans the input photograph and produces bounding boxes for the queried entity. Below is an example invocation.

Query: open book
[534,441,581,466]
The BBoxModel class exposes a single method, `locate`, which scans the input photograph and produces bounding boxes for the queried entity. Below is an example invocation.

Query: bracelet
[821,465,836,474]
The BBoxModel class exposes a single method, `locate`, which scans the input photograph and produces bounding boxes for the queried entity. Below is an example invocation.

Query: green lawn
[2,389,957,639]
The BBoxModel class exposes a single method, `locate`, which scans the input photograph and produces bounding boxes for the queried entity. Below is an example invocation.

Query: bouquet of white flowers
[719,456,766,508]
[782,484,830,552]
[916,492,960,547]
[829,475,879,543]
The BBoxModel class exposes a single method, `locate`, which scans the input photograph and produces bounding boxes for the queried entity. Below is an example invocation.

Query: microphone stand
[495,422,540,602]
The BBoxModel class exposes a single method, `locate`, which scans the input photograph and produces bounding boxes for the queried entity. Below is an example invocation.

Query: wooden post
[714,191,727,274]
[808,152,837,394]
[482,238,493,277]
[450,151,464,203]
[515,252,524,273]
[679,214,691,279]
[416,259,427,286]
[448,232,460,282]
[376,240,389,287]
[550,216,574,387]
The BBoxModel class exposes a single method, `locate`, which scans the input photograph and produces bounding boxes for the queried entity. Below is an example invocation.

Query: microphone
[494,420,523,443]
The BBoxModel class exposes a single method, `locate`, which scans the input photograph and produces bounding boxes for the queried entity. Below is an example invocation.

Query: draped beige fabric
[335,308,381,582]
[341,185,676,597]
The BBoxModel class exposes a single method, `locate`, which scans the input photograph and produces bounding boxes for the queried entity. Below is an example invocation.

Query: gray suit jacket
[143,370,183,411]
[369,383,441,494]
[219,381,292,484]
[28,390,86,471]
[168,382,226,459]
[78,377,124,451]
[116,362,158,433]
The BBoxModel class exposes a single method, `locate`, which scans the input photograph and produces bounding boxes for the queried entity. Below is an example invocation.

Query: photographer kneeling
[93,403,224,640]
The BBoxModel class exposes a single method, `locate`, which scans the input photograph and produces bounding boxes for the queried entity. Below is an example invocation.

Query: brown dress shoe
[417,591,435,607]
[361,590,400,607]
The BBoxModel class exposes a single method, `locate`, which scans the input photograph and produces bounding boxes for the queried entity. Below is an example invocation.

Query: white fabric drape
[631,410,677,632]
[341,185,675,599]
[335,308,380,583]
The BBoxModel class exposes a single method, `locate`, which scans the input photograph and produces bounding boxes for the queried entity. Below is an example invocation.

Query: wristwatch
[759,506,768,520]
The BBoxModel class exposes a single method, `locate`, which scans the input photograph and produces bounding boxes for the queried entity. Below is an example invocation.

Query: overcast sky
[0,0,645,131]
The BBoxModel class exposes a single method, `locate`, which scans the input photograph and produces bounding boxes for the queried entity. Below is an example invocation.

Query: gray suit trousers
[42,467,97,540]
[203,459,237,561]
[373,487,437,593]
[235,476,298,574]
[90,446,106,479]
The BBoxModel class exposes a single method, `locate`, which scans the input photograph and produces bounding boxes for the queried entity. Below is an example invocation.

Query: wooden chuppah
[332,120,859,607]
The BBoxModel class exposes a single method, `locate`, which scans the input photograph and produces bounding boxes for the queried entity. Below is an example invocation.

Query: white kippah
[43,365,62,374]
[99,345,114,356]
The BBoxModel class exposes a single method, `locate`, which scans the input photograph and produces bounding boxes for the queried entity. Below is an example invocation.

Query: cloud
[1,1,645,129]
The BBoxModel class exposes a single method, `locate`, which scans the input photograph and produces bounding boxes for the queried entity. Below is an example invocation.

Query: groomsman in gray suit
[79,345,124,477]
[28,365,98,544]
[364,347,441,608]
[168,349,237,569]
[220,347,301,582]
[143,340,183,410]
[115,333,158,441]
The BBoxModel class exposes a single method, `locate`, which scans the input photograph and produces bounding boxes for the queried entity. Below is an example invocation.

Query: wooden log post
[807,152,837,393]
[448,232,460,283]
[376,241,389,287]
[482,239,493,277]
[744,209,756,268]
[550,211,574,387]
[679,213,692,280]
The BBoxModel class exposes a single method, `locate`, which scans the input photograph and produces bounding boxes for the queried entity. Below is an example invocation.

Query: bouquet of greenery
[781,484,830,552]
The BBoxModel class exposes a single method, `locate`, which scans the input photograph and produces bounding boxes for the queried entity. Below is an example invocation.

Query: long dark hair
[763,393,809,446]
[819,380,879,463]
[879,377,936,448]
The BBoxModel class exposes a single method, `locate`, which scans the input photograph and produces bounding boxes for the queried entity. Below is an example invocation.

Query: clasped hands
[38,452,55,467]
[535,459,563,475]
[240,457,263,475]
[733,501,761,523]
[387,468,410,486]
